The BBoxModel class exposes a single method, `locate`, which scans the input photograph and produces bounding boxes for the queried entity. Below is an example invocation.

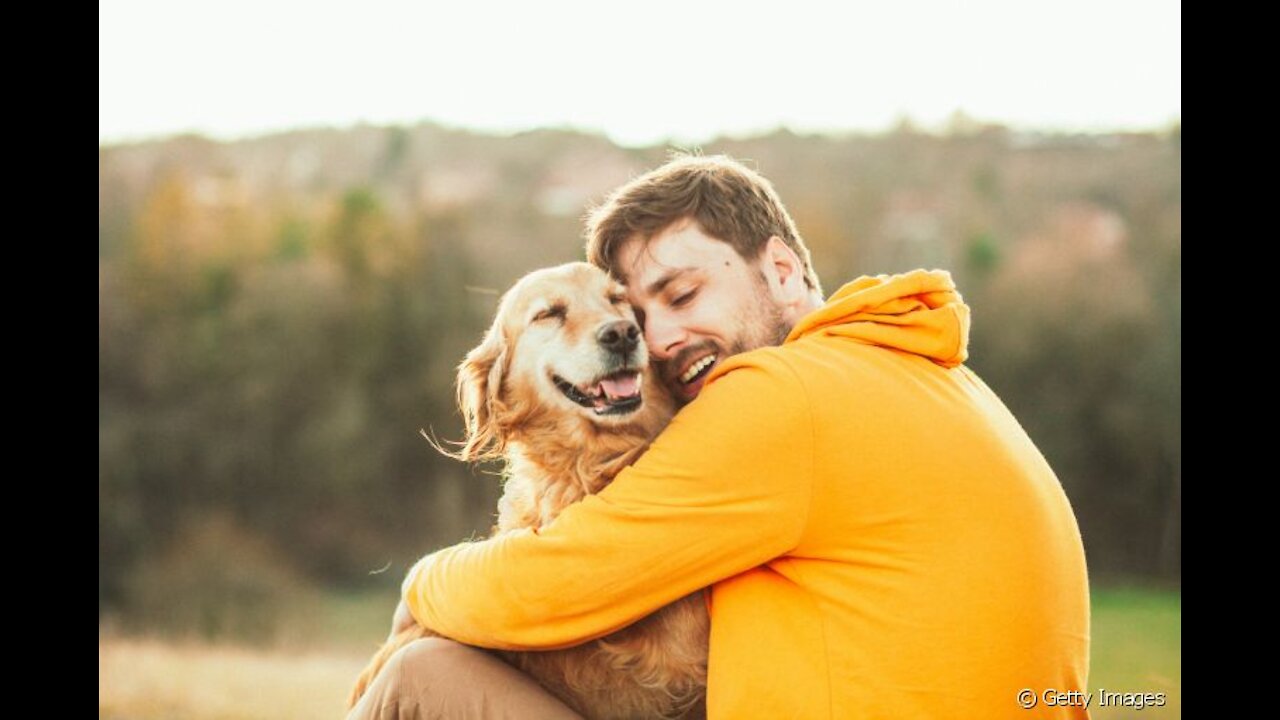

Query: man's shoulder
[704,344,810,396]
[700,334,902,426]
[669,346,815,451]
[688,345,828,439]
[715,334,868,388]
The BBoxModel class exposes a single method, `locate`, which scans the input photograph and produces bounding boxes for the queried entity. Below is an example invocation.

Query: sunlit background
[100,1,1181,717]
[100,0,1180,146]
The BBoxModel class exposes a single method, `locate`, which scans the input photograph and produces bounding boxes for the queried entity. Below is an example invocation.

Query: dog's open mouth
[553,370,643,415]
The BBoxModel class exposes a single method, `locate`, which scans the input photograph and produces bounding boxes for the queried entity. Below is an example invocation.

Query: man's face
[614,220,792,405]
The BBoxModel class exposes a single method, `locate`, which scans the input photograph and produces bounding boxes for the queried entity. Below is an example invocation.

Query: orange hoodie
[404,269,1090,719]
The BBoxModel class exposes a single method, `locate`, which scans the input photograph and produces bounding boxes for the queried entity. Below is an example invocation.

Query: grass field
[99,585,1180,719]
[1088,586,1181,718]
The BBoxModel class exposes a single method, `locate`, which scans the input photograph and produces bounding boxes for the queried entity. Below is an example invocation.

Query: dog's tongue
[599,373,640,400]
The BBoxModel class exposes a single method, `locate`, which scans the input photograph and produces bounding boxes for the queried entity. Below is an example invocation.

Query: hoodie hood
[786,269,970,368]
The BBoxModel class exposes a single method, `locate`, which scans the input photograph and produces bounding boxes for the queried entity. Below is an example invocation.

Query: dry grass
[100,586,1179,719]
[99,635,370,720]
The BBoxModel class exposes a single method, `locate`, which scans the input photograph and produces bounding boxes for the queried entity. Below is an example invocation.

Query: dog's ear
[454,323,510,462]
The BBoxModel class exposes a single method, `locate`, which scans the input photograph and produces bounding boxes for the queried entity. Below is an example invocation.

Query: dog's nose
[597,320,640,354]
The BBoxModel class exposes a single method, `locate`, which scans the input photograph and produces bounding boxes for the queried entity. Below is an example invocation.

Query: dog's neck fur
[494,399,674,532]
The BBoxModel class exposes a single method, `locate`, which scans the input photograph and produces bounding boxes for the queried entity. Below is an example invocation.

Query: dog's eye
[531,305,567,324]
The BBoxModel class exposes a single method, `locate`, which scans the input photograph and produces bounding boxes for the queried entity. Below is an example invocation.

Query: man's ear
[453,324,509,462]
[761,236,808,304]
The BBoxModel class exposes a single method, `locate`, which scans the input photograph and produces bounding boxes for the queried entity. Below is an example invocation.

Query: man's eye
[532,305,567,323]
[671,290,697,308]
[608,294,627,305]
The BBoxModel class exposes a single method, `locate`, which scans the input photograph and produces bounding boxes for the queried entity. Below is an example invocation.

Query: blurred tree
[98,123,1182,638]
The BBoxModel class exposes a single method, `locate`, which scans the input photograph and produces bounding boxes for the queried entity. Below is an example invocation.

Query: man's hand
[389,597,417,640]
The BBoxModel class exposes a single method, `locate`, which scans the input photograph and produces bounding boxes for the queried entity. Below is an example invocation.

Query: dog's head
[453,262,671,461]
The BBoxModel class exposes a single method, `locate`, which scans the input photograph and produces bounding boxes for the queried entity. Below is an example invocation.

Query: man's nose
[596,320,640,354]
[641,313,685,360]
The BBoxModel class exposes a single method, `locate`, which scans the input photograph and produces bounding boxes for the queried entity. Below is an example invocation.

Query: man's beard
[723,291,791,356]
[658,292,792,401]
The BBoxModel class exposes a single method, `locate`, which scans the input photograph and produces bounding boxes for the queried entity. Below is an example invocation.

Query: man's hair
[584,155,823,295]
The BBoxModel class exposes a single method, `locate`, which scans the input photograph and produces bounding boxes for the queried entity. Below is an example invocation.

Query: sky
[99,0,1181,147]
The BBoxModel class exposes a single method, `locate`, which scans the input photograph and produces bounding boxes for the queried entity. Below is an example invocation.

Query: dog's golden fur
[348,262,709,719]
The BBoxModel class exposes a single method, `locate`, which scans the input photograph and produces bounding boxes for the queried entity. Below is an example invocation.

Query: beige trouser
[346,637,586,720]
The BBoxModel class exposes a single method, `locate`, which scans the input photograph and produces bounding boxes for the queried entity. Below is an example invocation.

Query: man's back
[699,273,1090,715]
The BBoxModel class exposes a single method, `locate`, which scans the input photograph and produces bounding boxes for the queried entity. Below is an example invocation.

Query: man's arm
[402,353,814,650]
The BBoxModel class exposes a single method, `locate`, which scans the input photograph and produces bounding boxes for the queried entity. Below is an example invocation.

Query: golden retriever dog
[348,262,710,719]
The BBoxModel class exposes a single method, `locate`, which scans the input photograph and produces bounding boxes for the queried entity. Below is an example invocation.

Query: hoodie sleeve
[402,353,814,650]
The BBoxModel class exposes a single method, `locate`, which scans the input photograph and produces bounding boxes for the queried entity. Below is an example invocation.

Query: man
[356,155,1090,719]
